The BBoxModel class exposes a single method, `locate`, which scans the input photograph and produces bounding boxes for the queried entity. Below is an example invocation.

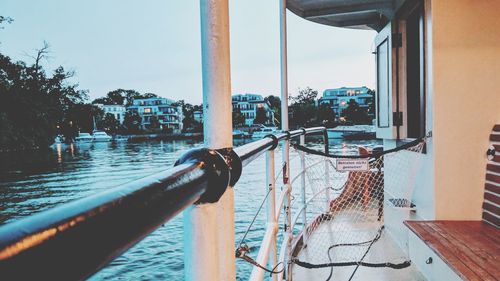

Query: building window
[144,108,152,114]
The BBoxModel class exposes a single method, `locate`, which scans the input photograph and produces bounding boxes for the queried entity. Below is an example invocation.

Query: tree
[149,115,160,130]
[0,45,88,149]
[0,16,13,29]
[98,113,120,134]
[290,87,318,105]
[265,95,281,126]
[143,92,158,99]
[254,107,268,124]
[342,99,370,124]
[174,100,203,132]
[63,104,103,137]
[289,87,318,128]
[92,89,140,105]
[232,107,245,127]
[124,90,142,105]
[123,111,142,134]
[316,103,335,125]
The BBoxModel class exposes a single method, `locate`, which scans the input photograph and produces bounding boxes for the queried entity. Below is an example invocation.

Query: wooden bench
[404,124,500,281]
[405,221,499,280]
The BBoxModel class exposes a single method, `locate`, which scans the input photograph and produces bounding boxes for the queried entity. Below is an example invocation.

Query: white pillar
[279,0,289,134]
[279,0,293,279]
[299,135,307,244]
[266,150,278,281]
[184,1,234,281]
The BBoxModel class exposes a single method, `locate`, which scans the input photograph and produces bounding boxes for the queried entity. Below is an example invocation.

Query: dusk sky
[1,0,376,104]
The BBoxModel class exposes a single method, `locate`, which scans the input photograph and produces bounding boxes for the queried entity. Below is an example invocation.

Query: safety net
[289,138,426,281]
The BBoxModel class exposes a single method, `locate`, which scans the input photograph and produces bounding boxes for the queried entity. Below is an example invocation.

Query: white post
[325,157,330,210]
[184,1,234,281]
[299,135,307,245]
[279,0,292,279]
[266,150,278,281]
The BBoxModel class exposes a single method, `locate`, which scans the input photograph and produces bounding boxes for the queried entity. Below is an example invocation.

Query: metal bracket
[487,145,496,161]
[175,148,230,204]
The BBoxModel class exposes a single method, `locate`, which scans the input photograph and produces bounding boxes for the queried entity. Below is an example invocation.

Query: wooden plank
[483,212,500,228]
[483,202,500,218]
[439,222,500,267]
[492,155,500,164]
[485,183,500,194]
[406,221,500,280]
[486,173,500,184]
[491,134,500,142]
[487,163,500,174]
[484,192,500,206]
[405,221,483,280]
[423,222,496,281]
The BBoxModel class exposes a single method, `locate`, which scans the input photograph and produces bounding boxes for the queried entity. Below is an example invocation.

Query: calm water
[0,138,379,280]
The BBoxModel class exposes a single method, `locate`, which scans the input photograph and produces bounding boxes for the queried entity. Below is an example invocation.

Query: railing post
[323,129,330,210]
[185,1,234,281]
[279,0,293,278]
[278,0,292,278]
[299,134,307,245]
[266,149,278,281]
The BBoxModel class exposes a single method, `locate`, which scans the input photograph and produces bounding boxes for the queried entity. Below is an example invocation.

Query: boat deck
[291,214,426,281]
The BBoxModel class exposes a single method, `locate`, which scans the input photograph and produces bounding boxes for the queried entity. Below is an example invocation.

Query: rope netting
[289,139,426,281]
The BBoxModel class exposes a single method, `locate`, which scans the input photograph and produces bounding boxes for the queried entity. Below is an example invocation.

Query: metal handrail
[234,127,326,167]
[0,127,326,280]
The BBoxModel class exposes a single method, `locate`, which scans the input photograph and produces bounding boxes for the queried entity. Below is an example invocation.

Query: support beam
[279,1,293,279]
[304,1,394,19]
[185,1,234,280]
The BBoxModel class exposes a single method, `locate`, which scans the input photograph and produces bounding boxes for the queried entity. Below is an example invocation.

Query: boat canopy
[286,0,406,31]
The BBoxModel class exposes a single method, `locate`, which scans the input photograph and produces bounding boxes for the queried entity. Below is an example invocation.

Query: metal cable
[293,135,427,159]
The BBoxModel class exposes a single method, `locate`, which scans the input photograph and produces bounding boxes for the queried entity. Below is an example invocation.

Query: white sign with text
[336,159,369,172]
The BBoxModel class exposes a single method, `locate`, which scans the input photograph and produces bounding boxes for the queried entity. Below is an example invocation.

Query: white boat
[232,129,251,139]
[327,125,375,139]
[74,132,93,143]
[251,126,278,139]
[112,135,129,142]
[92,131,112,142]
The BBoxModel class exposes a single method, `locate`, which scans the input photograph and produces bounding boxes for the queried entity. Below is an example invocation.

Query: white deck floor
[291,217,426,281]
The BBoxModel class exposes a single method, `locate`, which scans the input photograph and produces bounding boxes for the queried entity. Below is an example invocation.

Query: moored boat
[92,131,112,142]
[251,126,278,139]
[74,132,93,143]
[327,125,375,139]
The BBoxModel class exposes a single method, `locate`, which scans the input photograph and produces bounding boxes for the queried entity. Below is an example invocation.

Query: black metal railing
[0,127,326,280]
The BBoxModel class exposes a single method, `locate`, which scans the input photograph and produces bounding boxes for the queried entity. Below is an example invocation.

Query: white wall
[431,0,500,219]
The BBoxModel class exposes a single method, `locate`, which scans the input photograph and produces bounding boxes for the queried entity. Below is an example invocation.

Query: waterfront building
[318,86,374,118]
[95,104,126,124]
[231,93,275,126]
[127,97,183,132]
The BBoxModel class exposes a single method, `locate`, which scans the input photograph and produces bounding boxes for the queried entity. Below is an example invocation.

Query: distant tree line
[0,42,89,150]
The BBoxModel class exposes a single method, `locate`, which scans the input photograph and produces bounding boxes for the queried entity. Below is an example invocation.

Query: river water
[0,138,380,280]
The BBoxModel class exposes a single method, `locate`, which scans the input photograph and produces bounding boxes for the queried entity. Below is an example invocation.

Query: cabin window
[376,38,390,128]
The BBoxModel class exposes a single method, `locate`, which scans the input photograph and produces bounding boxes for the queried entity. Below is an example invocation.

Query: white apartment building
[127,98,183,132]
[95,104,126,124]
[231,94,275,126]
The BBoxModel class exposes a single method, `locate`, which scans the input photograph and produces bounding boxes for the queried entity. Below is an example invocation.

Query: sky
[0,0,376,104]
